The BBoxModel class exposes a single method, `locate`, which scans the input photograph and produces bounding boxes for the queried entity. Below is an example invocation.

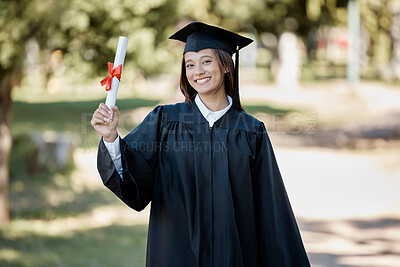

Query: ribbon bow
[100,62,122,91]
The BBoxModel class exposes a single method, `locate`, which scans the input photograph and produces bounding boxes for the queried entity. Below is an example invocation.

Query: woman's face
[184,48,225,96]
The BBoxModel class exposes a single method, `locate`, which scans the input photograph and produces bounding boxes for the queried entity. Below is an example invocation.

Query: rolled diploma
[105,36,128,108]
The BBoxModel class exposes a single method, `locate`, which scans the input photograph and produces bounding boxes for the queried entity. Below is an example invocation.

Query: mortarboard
[169,22,253,108]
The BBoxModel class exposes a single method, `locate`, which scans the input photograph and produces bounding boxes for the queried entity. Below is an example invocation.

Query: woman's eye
[186,64,194,68]
[203,60,211,64]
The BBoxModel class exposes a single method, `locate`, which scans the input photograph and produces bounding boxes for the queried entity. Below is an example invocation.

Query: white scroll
[105,36,128,108]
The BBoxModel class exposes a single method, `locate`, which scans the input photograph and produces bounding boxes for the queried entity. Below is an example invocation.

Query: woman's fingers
[92,104,114,121]
[110,105,119,115]
[96,111,112,123]
[92,106,108,126]
[91,104,119,133]
[99,103,112,114]
[91,117,107,126]
[92,109,108,123]
[97,106,112,119]
[110,106,120,120]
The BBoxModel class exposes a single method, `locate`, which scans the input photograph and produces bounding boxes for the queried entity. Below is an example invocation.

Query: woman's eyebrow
[185,55,213,62]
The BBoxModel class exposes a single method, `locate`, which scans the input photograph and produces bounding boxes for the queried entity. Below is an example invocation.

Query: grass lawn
[0,220,148,267]
[3,146,150,267]
[11,98,161,149]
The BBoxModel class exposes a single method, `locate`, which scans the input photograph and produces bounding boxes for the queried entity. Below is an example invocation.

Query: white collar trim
[195,94,232,127]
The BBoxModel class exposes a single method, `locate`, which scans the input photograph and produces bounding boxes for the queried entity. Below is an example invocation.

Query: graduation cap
[169,22,253,108]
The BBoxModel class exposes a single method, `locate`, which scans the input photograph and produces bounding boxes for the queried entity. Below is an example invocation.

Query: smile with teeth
[195,77,211,84]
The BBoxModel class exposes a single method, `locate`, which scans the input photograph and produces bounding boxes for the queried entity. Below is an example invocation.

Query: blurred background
[1,0,399,266]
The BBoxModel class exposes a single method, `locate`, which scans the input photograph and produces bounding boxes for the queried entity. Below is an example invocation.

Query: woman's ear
[225,68,229,73]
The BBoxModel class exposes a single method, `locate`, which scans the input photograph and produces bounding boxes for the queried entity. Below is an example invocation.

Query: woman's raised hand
[91,103,120,142]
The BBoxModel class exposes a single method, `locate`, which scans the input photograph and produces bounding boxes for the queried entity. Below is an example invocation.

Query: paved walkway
[275,148,400,267]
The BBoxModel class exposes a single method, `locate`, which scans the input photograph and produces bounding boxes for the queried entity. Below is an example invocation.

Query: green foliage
[2,0,400,80]
[0,0,396,82]
[0,0,184,81]
[55,0,184,76]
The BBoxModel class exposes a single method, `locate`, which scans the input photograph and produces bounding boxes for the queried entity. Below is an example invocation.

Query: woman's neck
[198,90,229,111]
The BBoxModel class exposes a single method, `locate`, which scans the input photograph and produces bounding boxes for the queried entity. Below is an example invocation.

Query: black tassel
[234,33,241,110]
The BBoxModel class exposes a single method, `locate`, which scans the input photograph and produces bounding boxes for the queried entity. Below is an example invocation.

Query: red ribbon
[100,62,122,91]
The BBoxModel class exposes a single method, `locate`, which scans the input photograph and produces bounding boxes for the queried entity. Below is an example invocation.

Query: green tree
[0,0,182,225]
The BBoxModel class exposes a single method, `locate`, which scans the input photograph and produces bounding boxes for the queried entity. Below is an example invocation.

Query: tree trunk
[0,77,13,225]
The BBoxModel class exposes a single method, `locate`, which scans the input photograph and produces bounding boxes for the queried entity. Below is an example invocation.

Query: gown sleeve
[252,122,310,266]
[97,105,164,211]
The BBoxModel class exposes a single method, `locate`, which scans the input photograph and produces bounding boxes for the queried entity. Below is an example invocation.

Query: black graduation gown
[97,101,310,267]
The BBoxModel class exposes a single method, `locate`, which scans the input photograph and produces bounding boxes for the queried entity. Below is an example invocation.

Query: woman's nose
[195,64,204,75]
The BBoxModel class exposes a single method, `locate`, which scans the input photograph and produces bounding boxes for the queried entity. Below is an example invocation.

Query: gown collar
[194,94,232,128]
[179,97,257,133]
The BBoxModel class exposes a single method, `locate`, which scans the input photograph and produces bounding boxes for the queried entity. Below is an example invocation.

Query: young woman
[91,22,310,267]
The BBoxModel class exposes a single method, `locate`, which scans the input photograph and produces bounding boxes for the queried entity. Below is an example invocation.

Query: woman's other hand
[91,103,120,142]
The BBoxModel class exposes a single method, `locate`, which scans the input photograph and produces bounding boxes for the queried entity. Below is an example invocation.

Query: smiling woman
[91,21,310,267]
[181,48,237,112]
[185,49,225,97]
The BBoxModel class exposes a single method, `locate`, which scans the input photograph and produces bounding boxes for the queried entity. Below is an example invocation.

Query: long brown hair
[179,48,244,111]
